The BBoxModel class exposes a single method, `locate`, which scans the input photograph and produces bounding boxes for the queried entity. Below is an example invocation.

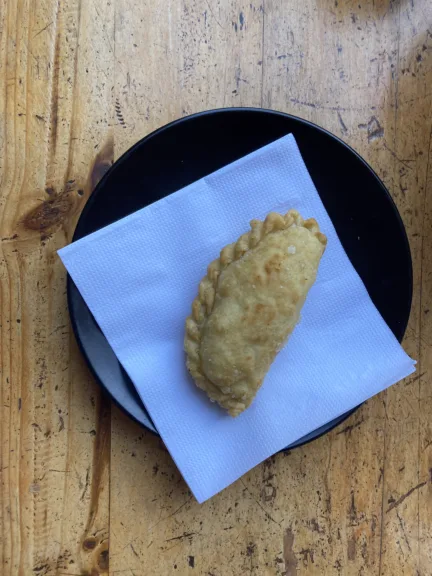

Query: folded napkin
[59,134,415,503]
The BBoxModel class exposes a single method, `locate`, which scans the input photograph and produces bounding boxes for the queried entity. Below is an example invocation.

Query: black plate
[68,108,412,449]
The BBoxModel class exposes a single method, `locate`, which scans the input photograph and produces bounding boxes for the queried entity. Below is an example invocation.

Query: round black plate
[68,108,412,449]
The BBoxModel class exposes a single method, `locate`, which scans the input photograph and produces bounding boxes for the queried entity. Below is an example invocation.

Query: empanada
[184,210,327,416]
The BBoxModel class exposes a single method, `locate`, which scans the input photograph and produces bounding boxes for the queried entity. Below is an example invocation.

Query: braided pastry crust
[184,210,327,416]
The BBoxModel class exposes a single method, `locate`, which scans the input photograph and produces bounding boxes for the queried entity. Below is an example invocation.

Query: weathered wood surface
[1,0,431,574]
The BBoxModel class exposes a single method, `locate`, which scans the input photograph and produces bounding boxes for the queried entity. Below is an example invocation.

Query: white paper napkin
[59,134,415,503]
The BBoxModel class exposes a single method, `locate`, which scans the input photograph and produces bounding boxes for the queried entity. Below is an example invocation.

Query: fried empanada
[184,210,327,416]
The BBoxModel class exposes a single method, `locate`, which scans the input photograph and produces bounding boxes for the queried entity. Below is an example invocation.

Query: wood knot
[97,547,109,571]
[83,537,97,551]
[23,191,74,232]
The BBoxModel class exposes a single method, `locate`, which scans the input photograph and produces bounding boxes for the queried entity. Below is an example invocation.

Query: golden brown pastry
[184,210,327,416]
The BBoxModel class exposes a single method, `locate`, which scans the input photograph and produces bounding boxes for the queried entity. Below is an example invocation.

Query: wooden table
[1,1,431,574]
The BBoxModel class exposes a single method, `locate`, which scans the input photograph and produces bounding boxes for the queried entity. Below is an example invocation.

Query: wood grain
[1,0,114,573]
[379,3,432,574]
[1,0,431,574]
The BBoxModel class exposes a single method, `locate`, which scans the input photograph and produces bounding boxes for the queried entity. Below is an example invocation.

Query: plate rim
[67,106,413,450]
